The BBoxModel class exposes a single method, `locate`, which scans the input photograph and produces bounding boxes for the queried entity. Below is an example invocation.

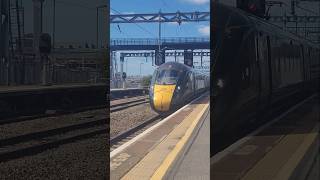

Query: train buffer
[211,94,320,180]
[110,93,210,180]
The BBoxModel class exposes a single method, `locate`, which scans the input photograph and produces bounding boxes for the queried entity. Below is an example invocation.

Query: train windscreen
[155,69,181,85]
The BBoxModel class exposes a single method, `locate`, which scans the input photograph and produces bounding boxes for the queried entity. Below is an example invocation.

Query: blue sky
[110,0,210,76]
[110,0,210,38]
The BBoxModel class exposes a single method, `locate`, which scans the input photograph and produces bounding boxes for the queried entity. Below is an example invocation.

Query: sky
[110,0,210,76]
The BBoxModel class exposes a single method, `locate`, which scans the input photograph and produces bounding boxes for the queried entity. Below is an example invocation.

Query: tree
[141,75,152,87]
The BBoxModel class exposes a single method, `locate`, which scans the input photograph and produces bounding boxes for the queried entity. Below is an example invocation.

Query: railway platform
[110,93,210,180]
[0,83,106,95]
[211,94,319,180]
[110,88,149,100]
[0,83,106,119]
[166,105,210,179]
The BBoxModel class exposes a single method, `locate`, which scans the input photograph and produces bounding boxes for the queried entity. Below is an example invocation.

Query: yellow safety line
[150,103,209,180]
[241,123,319,180]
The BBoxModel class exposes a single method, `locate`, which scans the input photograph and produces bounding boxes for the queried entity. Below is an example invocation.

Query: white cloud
[123,12,135,14]
[181,0,209,5]
[198,25,210,36]
[168,21,189,26]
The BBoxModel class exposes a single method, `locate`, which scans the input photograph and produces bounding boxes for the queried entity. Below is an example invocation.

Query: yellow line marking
[211,94,317,165]
[273,123,319,180]
[242,123,319,180]
[150,103,209,179]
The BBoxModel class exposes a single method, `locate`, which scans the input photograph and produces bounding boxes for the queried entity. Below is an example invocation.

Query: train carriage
[149,62,209,114]
[212,2,320,155]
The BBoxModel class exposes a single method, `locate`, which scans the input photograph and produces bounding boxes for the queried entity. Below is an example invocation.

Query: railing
[110,37,210,46]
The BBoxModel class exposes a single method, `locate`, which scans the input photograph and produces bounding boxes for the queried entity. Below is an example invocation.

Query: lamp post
[139,63,144,77]
[161,46,177,62]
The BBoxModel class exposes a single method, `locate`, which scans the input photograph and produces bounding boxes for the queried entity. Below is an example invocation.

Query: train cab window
[155,69,181,85]
[151,70,158,85]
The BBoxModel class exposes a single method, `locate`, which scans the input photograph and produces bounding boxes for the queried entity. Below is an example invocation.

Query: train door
[256,32,272,118]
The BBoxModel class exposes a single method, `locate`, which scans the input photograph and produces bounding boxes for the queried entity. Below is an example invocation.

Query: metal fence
[0,56,105,85]
[110,37,210,46]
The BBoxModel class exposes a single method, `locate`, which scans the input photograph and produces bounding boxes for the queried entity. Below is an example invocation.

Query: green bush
[141,75,152,87]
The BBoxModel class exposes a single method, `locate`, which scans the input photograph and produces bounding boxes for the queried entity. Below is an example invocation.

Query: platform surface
[0,83,105,95]
[168,107,210,180]
[111,88,146,91]
[306,152,319,180]
[110,93,209,180]
[211,94,319,180]
[0,83,105,92]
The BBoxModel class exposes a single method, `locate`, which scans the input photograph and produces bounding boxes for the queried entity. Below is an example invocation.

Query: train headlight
[217,79,224,88]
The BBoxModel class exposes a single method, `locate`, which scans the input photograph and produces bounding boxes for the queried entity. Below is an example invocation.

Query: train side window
[241,38,251,90]
[278,56,281,72]
[241,66,250,89]
[284,58,287,72]
[186,72,194,91]
[255,35,259,62]
[289,56,292,71]
[241,48,250,88]
[289,45,292,71]
[189,72,194,91]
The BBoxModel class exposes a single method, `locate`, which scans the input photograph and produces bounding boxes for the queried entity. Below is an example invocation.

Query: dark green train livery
[212,2,320,155]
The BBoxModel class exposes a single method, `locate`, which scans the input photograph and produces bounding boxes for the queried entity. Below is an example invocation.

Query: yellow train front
[149,62,209,114]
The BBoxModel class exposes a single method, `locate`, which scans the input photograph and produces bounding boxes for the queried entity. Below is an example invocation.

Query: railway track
[0,116,107,162]
[0,105,106,126]
[110,97,149,113]
[110,114,164,151]
[0,95,147,125]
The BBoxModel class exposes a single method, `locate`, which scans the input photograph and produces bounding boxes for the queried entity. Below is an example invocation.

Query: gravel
[111,95,148,106]
[110,103,158,137]
[0,109,108,179]
[0,101,158,179]
[0,109,107,139]
[0,134,108,180]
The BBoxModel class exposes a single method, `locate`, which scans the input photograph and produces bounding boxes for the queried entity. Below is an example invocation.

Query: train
[149,62,210,114]
[211,2,320,155]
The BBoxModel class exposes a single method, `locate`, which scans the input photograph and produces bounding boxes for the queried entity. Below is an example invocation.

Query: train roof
[157,62,192,71]
[215,2,319,49]
[157,62,209,76]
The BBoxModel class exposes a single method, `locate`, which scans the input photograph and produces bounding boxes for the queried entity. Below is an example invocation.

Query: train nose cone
[153,85,176,111]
